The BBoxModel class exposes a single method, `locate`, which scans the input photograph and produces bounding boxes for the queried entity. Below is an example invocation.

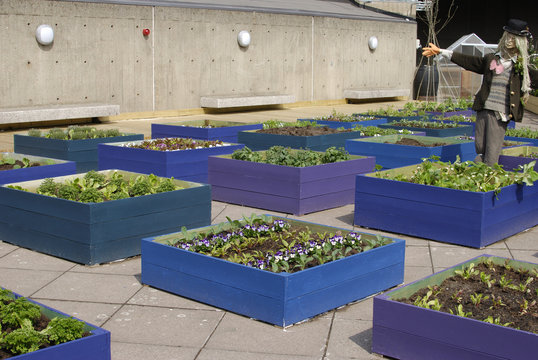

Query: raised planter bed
[0,288,110,359]
[0,153,76,185]
[354,164,538,248]
[504,135,538,147]
[372,255,537,360]
[237,129,364,151]
[98,138,243,183]
[499,146,538,171]
[151,119,263,142]
[0,170,211,264]
[297,116,388,129]
[345,135,474,169]
[208,152,375,215]
[141,216,405,327]
[377,122,473,137]
[13,133,144,173]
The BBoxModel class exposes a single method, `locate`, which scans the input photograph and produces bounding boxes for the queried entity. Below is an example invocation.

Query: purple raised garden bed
[1,288,110,359]
[141,216,405,327]
[208,153,375,215]
[151,120,263,142]
[373,255,537,360]
[354,164,538,248]
[499,146,538,171]
[0,153,76,185]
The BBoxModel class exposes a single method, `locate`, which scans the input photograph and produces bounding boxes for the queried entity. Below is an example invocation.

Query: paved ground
[0,101,536,360]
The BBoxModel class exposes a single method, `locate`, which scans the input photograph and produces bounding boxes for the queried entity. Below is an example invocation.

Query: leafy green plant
[506,127,538,139]
[262,119,318,129]
[349,125,415,137]
[454,263,478,280]
[27,126,126,140]
[449,304,472,318]
[389,119,461,129]
[231,146,350,167]
[0,297,41,328]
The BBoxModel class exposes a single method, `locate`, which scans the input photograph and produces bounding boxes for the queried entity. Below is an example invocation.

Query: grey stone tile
[128,285,217,310]
[103,305,223,347]
[325,319,375,359]
[404,246,431,267]
[335,297,373,321]
[111,342,199,360]
[33,299,121,327]
[211,201,227,222]
[0,268,63,297]
[505,229,538,250]
[288,204,355,230]
[430,246,512,268]
[509,250,538,264]
[0,247,76,272]
[0,241,18,257]
[205,312,331,356]
[33,272,142,303]
[70,256,141,275]
[212,203,287,224]
[403,266,434,285]
[431,239,509,250]
[197,349,315,360]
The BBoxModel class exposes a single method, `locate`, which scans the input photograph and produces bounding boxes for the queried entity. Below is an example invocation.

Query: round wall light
[237,30,251,48]
[368,36,378,51]
[36,24,54,46]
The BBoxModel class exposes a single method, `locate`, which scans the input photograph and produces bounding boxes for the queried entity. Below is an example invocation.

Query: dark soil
[256,125,352,136]
[0,160,40,171]
[386,138,449,147]
[396,262,537,334]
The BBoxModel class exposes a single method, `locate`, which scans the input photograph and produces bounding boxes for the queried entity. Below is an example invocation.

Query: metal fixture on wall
[237,30,251,48]
[368,36,378,51]
[35,24,54,46]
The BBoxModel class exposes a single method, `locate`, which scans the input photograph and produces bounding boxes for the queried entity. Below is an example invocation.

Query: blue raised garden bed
[208,152,375,215]
[13,133,144,173]
[151,120,263,142]
[352,113,425,122]
[98,139,244,183]
[141,216,405,327]
[237,129,364,151]
[354,164,538,248]
[499,146,538,171]
[377,122,473,137]
[297,116,388,129]
[0,170,211,264]
[504,135,538,146]
[373,255,538,360]
[0,288,110,359]
[345,135,475,169]
[0,153,76,185]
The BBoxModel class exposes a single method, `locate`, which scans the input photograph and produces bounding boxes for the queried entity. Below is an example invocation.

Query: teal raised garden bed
[345,135,474,169]
[0,170,211,264]
[373,255,538,360]
[0,287,111,359]
[151,120,263,142]
[141,216,405,327]
[0,153,76,185]
[13,133,144,173]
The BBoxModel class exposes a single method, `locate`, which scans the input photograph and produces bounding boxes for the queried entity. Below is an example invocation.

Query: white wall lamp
[36,24,54,46]
[368,36,378,51]
[237,30,251,48]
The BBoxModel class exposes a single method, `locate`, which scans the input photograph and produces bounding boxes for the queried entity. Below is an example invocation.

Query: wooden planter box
[208,153,375,215]
[237,129,364,151]
[141,216,405,327]
[377,123,473,137]
[430,118,515,133]
[345,135,474,169]
[0,170,211,264]
[151,120,263,142]
[1,288,110,359]
[526,94,538,114]
[504,135,538,146]
[499,146,538,171]
[354,165,538,248]
[372,255,538,360]
[98,139,244,183]
[425,109,474,117]
[0,153,76,185]
[352,113,425,122]
[297,117,388,129]
[13,133,144,173]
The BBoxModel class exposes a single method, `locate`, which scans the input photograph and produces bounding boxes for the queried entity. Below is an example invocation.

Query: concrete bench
[344,89,410,100]
[200,94,295,109]
[0,104,120,125]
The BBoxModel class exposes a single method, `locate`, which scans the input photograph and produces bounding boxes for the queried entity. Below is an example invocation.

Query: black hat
[503,19,530,36]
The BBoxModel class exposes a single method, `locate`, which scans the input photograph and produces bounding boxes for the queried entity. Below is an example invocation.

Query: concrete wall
[0,0,416,114]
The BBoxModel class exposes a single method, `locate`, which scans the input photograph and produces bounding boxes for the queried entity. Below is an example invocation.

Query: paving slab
[0,240,18,257]
[325,318,377,359]
[104,305,223,347]
[70,256,141,276]
[335,297,374,321]
[128,286,216,310]
[430,246,512,268]
[197,349,315,360]
[33,299,121,327]
[32,272,142,303]
[111,342,199,360]
[0,268,63,297]
[0,247,76,272]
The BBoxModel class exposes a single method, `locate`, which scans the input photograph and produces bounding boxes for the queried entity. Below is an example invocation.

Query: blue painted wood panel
[151,121,262,142]
[0,153,76,184]
[237,130,364,151]
[377,123,473,137]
